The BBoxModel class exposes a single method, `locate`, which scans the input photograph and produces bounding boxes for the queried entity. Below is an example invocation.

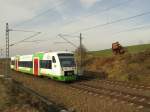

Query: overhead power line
[114,24,150,34]
[23,40,45,43]
[54,42,69,44]
[10,29,41,33]
[59,34,80,38]
[0,29,41,49]
[13,0,133,29]
[58,34,78,48]
[13,0,67,28]
[9,32,41,47]
[64,0,134,26]
[69,11,150,34]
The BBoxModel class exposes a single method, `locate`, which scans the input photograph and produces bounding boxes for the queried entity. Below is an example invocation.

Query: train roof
[11,51,74,57]
[34,51,74,55]
[49,51,74,54]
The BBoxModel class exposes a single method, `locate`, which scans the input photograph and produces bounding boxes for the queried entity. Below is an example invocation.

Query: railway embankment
[11,71,146,112]
[0,78,42,112]
[0,76,70,112]
[0,59,68,112]
[84,50,150,84]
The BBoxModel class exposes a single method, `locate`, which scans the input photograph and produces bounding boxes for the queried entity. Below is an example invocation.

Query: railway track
[97,79,150,91]
[11,79,70,112]
[11,71,150,111]
[70,82,150,111]
[81,79,150,99]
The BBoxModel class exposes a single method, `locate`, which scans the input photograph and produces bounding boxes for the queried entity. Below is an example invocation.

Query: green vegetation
[127,44,150,53]
[89,44,150,57]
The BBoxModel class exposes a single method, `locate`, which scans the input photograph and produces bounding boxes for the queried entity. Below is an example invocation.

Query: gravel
[11,71,139,112]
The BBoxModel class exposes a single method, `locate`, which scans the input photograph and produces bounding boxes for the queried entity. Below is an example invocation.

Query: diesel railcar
[10,51,77,81]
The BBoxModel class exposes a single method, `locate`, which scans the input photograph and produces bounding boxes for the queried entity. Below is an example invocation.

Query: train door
[33,58,39,76]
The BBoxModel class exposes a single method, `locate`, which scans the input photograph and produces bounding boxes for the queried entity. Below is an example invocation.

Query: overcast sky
[0,0,150,56]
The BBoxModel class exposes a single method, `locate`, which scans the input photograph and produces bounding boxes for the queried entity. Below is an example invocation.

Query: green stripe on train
[33,52,44,60]
[18,67,76,81]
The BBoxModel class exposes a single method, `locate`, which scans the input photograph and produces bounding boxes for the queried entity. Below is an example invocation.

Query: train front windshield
[59,58,75,67]
[58,53,76,67]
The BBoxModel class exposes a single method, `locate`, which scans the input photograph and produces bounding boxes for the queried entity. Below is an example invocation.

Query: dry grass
[84,50,150,84]
[0,78,41,112]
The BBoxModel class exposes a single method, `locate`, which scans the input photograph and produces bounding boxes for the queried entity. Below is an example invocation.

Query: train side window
[18,61,32,68]
[40,60,52,69]
[52,56,56,63]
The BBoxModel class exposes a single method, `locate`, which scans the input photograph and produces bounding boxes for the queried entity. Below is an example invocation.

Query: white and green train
[10,51,77,81]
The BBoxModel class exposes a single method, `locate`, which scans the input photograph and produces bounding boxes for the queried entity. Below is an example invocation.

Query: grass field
[88,44,150,57]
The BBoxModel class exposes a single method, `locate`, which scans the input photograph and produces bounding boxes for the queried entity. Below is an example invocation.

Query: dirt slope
[84,50,150,84]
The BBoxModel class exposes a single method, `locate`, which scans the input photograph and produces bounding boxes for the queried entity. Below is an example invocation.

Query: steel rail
[95,79,150,91]
[70,82,150,110]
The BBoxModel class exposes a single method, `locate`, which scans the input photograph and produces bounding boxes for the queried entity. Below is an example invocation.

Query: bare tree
[75,44,87,67]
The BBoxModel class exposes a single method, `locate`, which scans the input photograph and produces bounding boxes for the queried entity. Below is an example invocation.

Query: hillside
[84,44,150,84]
[88,44,150,57]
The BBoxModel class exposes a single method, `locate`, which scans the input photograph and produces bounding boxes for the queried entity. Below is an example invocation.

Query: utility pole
[5,23,10,78]
[79,33,83,76]
[3,24,41,78]
[58,33,84,76]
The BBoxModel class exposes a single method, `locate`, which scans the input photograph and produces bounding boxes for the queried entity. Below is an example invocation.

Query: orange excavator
[112,42,125,55]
